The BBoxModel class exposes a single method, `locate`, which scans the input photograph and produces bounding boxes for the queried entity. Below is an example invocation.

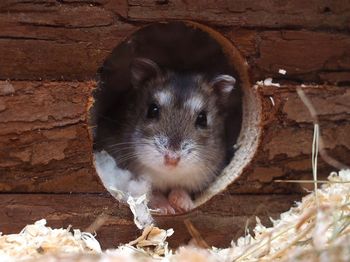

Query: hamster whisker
[195,161,220,178]
[190,153,220,175]
[115,154,143,165]
[107,146,140,152]
[107,141,150,147]
[190,149,219,161]
[94,136,125,144]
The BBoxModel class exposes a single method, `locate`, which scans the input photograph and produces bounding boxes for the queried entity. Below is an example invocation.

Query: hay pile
[1,169,349,261]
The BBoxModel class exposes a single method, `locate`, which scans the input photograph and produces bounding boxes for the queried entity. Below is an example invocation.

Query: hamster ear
[130,58,161,87]
[210,75,236,95]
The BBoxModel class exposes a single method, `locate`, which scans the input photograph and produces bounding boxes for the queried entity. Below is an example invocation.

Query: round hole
[89,21,261,214]
[323,6,331,13]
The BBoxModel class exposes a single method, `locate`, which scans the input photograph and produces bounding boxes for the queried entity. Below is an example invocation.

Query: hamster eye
[195,111,207,128]
[147,103,160,119]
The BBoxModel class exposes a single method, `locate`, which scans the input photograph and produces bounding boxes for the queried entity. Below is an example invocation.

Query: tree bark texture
[0,1,349,83]
[1,81,348,193]
[0,0,349,248]
[0,193,299,248]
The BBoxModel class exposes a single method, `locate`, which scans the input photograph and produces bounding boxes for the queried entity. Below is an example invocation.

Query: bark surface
[0,0,349,248]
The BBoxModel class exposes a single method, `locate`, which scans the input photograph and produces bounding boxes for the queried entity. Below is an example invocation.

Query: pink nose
[164,154,180,166]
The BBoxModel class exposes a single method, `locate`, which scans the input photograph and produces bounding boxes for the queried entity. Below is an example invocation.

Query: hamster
[97,58,237,214]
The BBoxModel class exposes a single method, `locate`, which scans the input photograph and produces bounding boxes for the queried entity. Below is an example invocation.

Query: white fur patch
[134,138,215,192]
[184,96,203,113]
[154,90,172,106]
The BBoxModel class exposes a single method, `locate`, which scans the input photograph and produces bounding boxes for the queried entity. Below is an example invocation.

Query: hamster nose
[164,153,181,166]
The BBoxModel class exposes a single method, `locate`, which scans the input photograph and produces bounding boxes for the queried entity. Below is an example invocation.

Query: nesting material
[256,78,281,87]
[1,169,349,261]
[93,151,153,228]
[278,69,287,75]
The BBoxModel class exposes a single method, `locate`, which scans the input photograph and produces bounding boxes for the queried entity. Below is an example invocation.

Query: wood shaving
[256,78,280,87]
[0,219,101,261]
[1,170,349,261]
[278,69,287,75]
[218,169,350,261]
[128,225,174,258]
[263,78,280,87]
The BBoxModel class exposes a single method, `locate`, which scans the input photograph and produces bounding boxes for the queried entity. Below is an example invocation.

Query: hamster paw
[149,192,176,215]
[168,188,194,213]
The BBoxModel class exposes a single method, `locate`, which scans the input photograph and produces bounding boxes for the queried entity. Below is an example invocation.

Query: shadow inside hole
[90,21,243,213]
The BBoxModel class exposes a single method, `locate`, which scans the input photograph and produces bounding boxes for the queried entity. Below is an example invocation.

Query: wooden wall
[0,0,349,248]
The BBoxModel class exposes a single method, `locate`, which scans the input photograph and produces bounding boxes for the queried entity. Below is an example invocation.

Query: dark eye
[195,111,207,128]
[147,103,160,119]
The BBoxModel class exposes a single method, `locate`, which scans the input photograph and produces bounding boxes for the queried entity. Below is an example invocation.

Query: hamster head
[128,58,236,192]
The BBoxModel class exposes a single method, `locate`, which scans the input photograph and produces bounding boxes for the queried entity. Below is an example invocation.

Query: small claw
[149,192,176,215]
[159,205,176,215]
[168,188,194,213]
